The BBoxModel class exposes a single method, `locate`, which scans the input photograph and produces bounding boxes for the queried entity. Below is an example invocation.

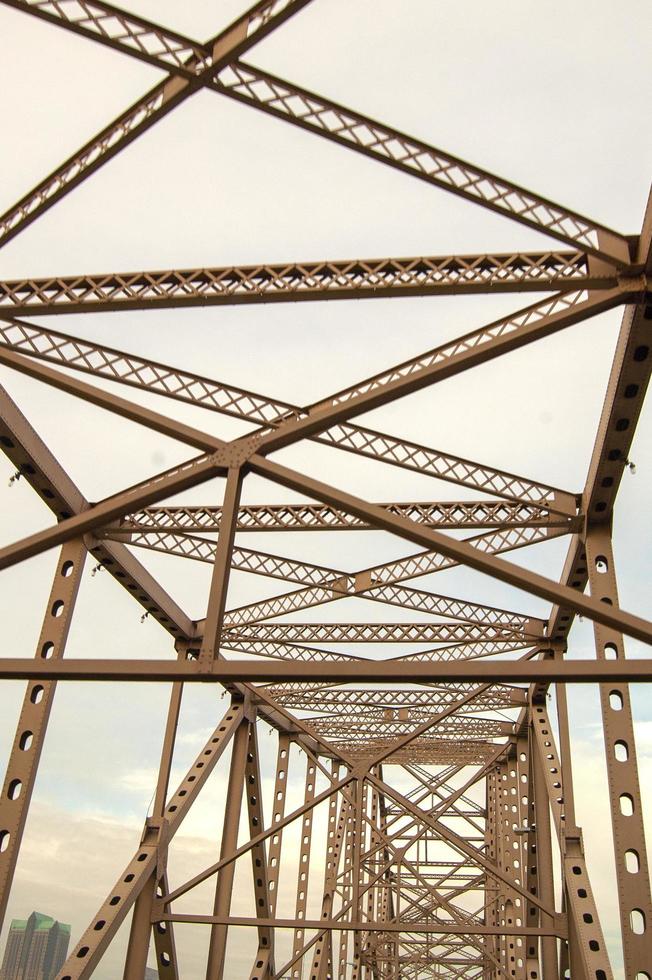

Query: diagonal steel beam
[0,450,221,572]
[3,291,601,573]
[366,772,553,919]
[59,702,244,980]
[215,61,632,265]
[548,201,652,644]
[0,382,194,637]
[0,288,581,583]
[0,314,578,511]
[161,687,498,928]
[251,454,652,645]
[1,1,633,264]
[0,383,325,762]
[105,524,545,631]
[217,524,558,632]
[253,289,630,457]
[311,423,576,512]
[0,342,225,452]
[163,772,356,907]
[0,314,290,421]
[0,0,210,75]
[0,0,314,251]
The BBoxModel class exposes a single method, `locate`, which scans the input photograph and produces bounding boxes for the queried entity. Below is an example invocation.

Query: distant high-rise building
[0,911,70,980]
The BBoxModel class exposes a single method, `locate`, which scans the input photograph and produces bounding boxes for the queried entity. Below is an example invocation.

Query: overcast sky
[0,1,651,976]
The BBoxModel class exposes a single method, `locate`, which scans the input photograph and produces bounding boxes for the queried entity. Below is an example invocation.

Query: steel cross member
[0,0,634,263]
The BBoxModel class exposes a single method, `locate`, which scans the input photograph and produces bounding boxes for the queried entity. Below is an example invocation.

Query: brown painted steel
[0,1,315,251]
[585,527,652,976]
[0,539,86,932]
[0,315,579,515]
[3,1,632,261]
[58,704,244,978]
[0,5,649,977]
[118,499,571,532]
[1,658,652,683]
[0,252,612,315]
[217,61,632,264]
[251,455,652,645]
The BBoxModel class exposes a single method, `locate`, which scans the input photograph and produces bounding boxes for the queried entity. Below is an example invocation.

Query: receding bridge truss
[0,2,651,978]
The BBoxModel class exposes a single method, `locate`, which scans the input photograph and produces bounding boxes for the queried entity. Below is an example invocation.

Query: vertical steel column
[205,715,249,980]
[530,720,556,978]
[199,467,243,668]
[350,778,365,979]
[497,750,527,980]
[0,538,86,930]
[337,802,355,978]
[290,753,318,980]
[124,674,184,979]
[245,721,274,979]
[484,767,499,980]
[124,871,158,980]
[202,466,247,979]
[553,666,579,832]
[516,731,542,980]
[531,703,613,979]
[585,526,652,976]
[149,682,184,979]
[151,873,179,980]
[324,759,346,978]
[267,734,291,919]
[376,773,396,979]
[554,653,580,979]
[364,781,380,979]
[310,790,350,979]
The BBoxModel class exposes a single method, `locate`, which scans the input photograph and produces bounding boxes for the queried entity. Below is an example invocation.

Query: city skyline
[0,910,70,980]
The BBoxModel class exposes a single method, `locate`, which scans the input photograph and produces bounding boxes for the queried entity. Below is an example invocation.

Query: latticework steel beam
[0,3,650,979]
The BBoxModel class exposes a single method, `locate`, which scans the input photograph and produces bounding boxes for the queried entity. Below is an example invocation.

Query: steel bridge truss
[0,2,651,978]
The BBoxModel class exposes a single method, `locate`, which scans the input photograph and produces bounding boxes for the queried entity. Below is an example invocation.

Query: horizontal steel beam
[222,622,536,644]
[0,252,611,315]
[272,686,527,707]
[156,913,565,937]
[120,498,571,532]
[1,659,651,683]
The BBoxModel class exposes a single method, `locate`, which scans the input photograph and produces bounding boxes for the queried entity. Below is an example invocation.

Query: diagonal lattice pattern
[0,317,576,510]
[0,0,309,250]
[223,622,535,644]
[121,499,570,532]
[0,4,648,978]
[216,62,629,259]
[0,251,597,314]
